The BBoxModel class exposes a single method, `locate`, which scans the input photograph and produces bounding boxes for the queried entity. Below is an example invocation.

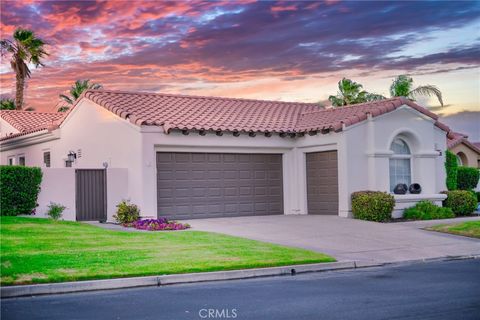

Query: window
[43,151,51,168]
[18,155,25,166]
[456,154,463,166]
[389,138,411,192]
[7,156,14,165]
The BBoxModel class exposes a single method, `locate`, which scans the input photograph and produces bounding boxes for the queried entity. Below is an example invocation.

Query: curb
[2,255,479,298]
[1,261,354,298]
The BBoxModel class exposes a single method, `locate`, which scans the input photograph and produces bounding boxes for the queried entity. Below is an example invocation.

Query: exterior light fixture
[67,151,77,163]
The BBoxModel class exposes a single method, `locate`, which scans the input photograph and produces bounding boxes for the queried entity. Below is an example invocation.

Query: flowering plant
[131,218,190,231]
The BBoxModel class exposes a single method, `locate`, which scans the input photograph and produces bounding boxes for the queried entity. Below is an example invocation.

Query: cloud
[0,0,479,111]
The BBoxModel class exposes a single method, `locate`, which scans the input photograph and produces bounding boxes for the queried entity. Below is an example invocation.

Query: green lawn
[427,220,480,239]
[0,217,334,286]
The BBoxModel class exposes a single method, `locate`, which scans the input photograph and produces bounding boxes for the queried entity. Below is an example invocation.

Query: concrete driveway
[183,215,480,263]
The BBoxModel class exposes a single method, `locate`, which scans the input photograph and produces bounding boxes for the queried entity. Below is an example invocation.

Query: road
[2,259,480,320]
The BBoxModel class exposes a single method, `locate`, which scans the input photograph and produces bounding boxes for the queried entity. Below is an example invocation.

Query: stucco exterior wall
[36,168,76,220]
[341,106,447,217]
[449,143,480,168]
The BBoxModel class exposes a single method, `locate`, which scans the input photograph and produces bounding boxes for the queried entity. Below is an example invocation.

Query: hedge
[443,190,477,216]
[351,191,395,222]
[403,200,454,220]
[457,167,480,190]
[0,166,42,216]
[444,150,458,191]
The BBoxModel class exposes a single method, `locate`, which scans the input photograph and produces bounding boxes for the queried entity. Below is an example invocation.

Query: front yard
[0,217,334,286]
[427,221,480,239]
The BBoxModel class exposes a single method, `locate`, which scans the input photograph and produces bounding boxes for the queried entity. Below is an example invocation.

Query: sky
[0,0,479,139]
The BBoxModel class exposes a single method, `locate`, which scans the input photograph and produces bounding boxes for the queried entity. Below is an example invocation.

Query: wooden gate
[75,169,107,221]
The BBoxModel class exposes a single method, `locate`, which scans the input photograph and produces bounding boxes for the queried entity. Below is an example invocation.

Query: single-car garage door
[156,152,283,219]
[306,151,338,215]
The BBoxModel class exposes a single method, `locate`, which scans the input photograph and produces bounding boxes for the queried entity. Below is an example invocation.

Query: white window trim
[389,138,413,192]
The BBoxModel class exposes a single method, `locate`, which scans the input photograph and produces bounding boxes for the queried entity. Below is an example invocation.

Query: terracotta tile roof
[295,97,450,133]
[0,110,64,141]
[82,90,451,136]
[0,91,452,142]
[447,131,480,154]
[83,90,321,133]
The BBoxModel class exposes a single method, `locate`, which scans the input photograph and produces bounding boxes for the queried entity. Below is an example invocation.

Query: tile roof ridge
[83,89,320,106]
[299,97,404,115]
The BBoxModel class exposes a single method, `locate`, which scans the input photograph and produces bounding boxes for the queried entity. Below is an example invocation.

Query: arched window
[389,138,411,192]
[456,154,463,166]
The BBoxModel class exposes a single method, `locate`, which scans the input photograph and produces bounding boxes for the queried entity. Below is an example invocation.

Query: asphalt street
[2,259,480,320]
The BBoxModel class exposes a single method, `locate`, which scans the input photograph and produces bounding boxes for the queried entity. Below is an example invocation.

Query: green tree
[1,28,48,110]
[328,78,385,107]
[0,98,15,110]
[389,75,443,106]
[59,79,102,112]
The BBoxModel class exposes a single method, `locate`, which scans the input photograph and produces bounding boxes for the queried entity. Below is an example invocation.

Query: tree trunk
[15,71,24,110]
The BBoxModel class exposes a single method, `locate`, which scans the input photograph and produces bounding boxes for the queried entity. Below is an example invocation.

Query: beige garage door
[306,151,339,215]
[156,152,283,219]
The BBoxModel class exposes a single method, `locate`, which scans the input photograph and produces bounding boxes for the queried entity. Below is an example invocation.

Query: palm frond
[409,85,443,107]
[59,94,74,105]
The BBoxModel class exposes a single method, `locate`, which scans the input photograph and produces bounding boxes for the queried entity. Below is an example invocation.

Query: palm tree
[1,28,48,110]
[389,75,443,107]
[58,80,102,112]
[0,98,16,110]
[328,78,385,107]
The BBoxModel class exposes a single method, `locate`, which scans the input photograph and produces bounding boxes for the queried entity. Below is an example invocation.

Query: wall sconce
[66,151,77,164]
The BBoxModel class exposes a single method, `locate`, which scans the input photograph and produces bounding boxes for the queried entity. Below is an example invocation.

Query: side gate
[75,169,107,222]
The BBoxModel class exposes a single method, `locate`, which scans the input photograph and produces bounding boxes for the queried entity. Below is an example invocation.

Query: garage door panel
[156,152,283,219]
[306,151,339,215]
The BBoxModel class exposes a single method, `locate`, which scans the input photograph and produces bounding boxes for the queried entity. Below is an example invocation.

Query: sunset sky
[1,1,479,138]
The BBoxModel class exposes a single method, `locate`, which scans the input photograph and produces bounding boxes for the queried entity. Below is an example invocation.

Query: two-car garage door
[156,152,283,219]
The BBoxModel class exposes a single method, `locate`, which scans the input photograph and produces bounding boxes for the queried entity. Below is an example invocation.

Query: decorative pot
[409,183,421,194]
[393,183,408,195]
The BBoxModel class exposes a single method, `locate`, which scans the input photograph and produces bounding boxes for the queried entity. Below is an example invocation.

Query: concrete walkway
[182,215,480,263]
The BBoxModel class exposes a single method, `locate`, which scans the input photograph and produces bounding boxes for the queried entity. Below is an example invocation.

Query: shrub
[0,166,42,216]
[132,218,190,231]
[457,167,480,190]
[47,202,66,220]
[351,191,395,222]
[113,200,140,224]
[445,150,458,191]
[403,201,454,220]
[443,190,477,216]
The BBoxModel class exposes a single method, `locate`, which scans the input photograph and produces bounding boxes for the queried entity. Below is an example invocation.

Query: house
[447,132,480,168]
[0,90,452,221]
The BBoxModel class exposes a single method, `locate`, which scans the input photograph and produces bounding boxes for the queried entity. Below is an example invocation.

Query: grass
[427,220,480,239]
[0,217,334,286]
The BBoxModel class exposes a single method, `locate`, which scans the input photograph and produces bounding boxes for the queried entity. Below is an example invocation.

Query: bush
[457,167,480,190]
[445,150,458,191]
[443,190,477,216]
[113,200,140,224]
[0,166,42,216]
[47,202,66,220]
[403,201,454,220]
[351,191,395,222]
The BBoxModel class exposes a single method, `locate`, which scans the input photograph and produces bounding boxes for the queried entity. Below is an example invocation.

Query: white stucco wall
[341,106,447,217]
[36,168,76,220]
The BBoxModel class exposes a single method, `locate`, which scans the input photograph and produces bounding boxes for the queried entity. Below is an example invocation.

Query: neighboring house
[447,132,480,168]
[0,90,452,221]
